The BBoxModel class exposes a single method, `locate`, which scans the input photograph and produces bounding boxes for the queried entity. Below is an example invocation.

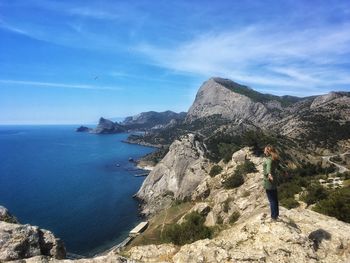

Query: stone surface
[0,206,19,224]
[0,221,66,262]
[126,244,178,263]
[136,133,209,216]
[186,78,279,127]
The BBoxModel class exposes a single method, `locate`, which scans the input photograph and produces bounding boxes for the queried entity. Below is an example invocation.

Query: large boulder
[0,221,66,262]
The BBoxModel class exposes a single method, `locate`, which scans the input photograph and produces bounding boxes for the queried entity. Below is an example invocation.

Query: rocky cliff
[186,78,281,126]
[2,147,350,262]
[90,117,126,134]
[125,147,350,262]
[0,206,66,262]
[135,133,209,216]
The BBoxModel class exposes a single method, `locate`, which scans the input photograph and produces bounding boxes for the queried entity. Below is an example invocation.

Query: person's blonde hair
[265,145,279,161]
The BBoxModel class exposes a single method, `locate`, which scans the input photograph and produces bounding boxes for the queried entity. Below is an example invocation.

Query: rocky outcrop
[0,218,66,262]
[75,126,91,132]
[125,147,350,262]
[169,207,350,263]
[135,133,210,216]
[185,78,281,126]
[91,117,126,134]
[0,206,19,224]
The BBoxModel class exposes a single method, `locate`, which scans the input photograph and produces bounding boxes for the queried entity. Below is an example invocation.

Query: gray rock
[136,133,209,216]
[0,220,66,262]
[186,78,279,127]
[0,206,19,224]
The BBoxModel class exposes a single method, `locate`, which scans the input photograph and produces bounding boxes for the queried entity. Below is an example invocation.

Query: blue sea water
[0,125,155,256]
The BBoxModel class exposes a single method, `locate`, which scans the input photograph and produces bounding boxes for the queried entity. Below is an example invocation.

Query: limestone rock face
[127,244,178,263]
[186,78,279,126]
[0,221,66,262]
[136,133,209,216]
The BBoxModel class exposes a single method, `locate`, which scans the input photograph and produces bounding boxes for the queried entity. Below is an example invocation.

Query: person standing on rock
[263,145,280,221]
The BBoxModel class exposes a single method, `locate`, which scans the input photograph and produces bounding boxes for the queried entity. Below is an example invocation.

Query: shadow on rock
[308,229,331,251]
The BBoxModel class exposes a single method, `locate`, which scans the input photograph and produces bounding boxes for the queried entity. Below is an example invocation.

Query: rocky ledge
[0,207,66,262]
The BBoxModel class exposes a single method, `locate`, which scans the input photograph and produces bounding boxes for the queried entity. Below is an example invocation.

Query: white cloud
[0,79,122,91]
[135,23,350,94]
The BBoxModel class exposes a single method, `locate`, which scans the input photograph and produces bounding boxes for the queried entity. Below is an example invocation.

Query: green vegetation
[300,112,350,149]
[301,184,328,206]
[136,146,169,165]
[161,211,213,245]
[229,211,240,224]
[280,198,299,209]
[214,78,302,107]
[223,160,256,189]
[223,173,244,189]
[313,187,350,223]
[209,165,223,177]
[204,130,278,162]
[277,162,335,209]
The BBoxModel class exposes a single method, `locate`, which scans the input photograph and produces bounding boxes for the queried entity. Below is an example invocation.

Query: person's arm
[266,159,273,181]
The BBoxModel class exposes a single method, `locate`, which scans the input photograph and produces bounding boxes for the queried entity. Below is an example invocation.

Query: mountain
[134,77,350,154]
[90,117,126,134]
[186,77,293,125]
[122,110,186,130]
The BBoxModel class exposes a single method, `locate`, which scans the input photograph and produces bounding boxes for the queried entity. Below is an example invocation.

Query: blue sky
[1,0,350,124]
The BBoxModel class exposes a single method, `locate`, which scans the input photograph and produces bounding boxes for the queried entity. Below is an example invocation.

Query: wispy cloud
[0,79,122,91]
[135,23,350,94]
[67,7,120,20]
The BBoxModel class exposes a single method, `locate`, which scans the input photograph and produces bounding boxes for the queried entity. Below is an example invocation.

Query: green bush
[223,160,256,189]
[161,211,213,245]
[236,160,257,174]
[210,165,223,177]
[229,211,240,224]
[278,181,302,200]
[223,173,244,189]
[280,198,299,209]
[313,187,350,223]
[301,184,329,206]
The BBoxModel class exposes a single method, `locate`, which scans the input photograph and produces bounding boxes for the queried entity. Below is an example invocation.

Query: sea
[0,125,155,256]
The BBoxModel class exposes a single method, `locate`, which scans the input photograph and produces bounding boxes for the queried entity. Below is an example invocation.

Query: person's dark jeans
[266,189,279,219]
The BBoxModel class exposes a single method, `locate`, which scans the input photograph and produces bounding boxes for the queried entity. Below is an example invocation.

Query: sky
[1,0,350,124]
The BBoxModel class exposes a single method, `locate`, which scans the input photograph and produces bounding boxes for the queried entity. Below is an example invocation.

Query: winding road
[322,150,350,173]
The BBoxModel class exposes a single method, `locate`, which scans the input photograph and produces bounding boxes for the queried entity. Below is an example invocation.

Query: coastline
[84,138,156,258]
[122,138,163,149]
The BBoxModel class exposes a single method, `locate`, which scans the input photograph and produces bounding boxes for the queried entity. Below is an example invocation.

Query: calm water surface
[0,125,154,256]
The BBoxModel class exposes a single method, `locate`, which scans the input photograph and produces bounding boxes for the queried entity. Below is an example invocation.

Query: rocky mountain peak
[185,77,280,126]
